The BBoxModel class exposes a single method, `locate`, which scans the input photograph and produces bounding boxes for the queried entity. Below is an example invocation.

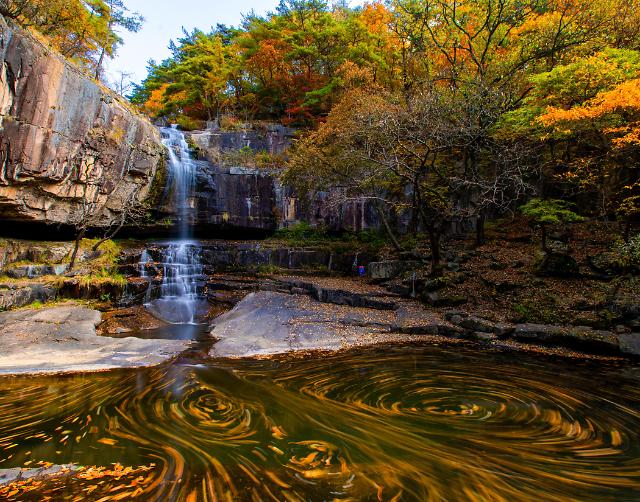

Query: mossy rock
[533,252,579,278]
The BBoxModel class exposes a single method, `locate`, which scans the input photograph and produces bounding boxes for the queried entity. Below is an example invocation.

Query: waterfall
[140,126,206,325]
[163,125,197,238]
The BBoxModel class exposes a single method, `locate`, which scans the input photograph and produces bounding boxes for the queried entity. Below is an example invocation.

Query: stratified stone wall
[0,15,163,227]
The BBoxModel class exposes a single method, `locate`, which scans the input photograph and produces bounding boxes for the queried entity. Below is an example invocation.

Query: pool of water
[1,343,639,501]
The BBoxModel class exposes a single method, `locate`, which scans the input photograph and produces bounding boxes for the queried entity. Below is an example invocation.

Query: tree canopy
[127,0,640,265]
[0,0,142,80]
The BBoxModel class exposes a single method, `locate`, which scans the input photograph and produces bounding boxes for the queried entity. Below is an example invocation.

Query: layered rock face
[0,15,163,228]
[175,128,380,234]
[188,124,293,159]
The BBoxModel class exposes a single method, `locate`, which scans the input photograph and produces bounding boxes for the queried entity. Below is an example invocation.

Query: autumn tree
[500,48,640,232]
[93,0,143,81]
[0,0,142,76]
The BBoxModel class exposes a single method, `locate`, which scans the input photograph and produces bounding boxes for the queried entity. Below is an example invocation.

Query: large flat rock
[208,291,444,358]
[0,305,189,375]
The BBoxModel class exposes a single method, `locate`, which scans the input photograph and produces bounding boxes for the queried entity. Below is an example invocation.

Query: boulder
[5,264,68,279]
[368,261,419,281]
[514,323,620,353]
[457,316,496,333]
[0,283,56,310]
[209,292,400,357]
[421,291,467,307]
[619,333,640,356]
[533,252,579,278]
[208,291,473,358]
[513,323,570,341]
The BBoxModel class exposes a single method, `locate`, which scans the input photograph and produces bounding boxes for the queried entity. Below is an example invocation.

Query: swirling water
[1,339,640,501]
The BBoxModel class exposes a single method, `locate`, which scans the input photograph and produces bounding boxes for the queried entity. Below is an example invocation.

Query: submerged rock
[0,305,189,375]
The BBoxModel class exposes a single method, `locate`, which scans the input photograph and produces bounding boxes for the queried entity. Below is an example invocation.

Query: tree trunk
[94,47,106,81]
[409,180,419,236]
[427,227,442,276]
[69,228,86,270]
[623,218,631,243]
[374,203,402,253]
[92,220,125,253]
[476,213,486,246]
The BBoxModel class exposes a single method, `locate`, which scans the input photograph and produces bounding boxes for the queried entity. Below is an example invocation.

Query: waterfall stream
[139,126,207,324]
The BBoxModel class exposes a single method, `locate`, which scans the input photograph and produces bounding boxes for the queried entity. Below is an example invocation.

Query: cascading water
[139,126,207,325]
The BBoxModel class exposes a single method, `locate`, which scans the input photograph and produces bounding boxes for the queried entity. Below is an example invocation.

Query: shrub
[274,222,327,242]
[176,115,206,131]
[219,115,244,130]
[221,147,286,168]
[513,292,562,324]
[611,234,640,270]
[520,198,583,250]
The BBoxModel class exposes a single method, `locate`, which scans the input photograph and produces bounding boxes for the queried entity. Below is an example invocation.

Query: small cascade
[145,243,207,324]
[140,126,207,324]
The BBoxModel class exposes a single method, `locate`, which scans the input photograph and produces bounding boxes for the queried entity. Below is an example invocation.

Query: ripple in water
[1,345,639,500]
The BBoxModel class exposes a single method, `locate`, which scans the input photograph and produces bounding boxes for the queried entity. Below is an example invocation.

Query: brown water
[1,342,640,501]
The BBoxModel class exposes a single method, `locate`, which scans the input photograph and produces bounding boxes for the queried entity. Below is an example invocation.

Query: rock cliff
[159,127,380,235]
[0,15,163,229]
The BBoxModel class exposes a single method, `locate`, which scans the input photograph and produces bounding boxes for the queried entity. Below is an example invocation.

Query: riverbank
[0,217,638,374]
[208,275,639,359]
[0,276,635,378]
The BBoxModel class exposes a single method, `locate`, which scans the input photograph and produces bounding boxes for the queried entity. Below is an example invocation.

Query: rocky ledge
[0,305,189,375]
[208,276,640,359]
[209,291,445,358]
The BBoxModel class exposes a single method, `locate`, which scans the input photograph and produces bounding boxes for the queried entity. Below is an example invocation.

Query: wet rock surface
[0,305,189,375]
[5,264,68,279]
[0,465,76,486]
[125,241,377,275]
[206,275,640,358]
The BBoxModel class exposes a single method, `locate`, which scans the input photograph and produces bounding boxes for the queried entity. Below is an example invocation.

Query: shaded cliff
[149,127,380,237]
[0,15,163,230]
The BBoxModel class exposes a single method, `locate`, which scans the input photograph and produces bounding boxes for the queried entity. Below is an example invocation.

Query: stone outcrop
[0,282,56,310]
[206,275,640,358]
[188,124,294,161]
[0,239,72,268]
[209,291,439,358]
[194,164,281,231]
[187,162,379,234]
[123,241,377,276]
[142,126,382,235]
[0,15,163,228]
[0,304,189,375]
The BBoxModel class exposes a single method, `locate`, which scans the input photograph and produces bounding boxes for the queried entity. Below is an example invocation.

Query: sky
[106,0,363,89]
[106,0,282,87]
